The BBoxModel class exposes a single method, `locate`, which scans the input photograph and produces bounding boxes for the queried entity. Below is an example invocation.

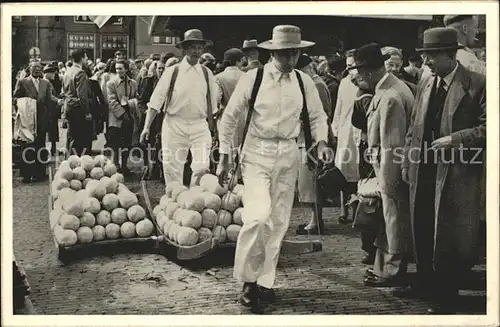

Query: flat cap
[223,48,244,62]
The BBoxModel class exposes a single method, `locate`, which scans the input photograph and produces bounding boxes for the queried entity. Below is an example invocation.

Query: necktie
[33,78,39,92]
[431,77,448,139]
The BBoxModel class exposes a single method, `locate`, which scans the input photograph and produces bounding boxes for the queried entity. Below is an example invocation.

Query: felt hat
[242,39,259,51]
[416,27,464,52]
[223,48,245,62]
[258,25,315,50]
[347,43,390,71]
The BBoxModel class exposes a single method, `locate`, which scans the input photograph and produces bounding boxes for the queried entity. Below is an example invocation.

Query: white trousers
[161,115,212,186]
[233,135,300,289]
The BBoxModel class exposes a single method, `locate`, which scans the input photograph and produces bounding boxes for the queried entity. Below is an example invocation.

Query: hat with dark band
[176,29,210,49]
[416,27,464,52]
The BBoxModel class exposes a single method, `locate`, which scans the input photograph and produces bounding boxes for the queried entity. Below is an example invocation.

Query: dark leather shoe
[239,282,257,307]
[258,286,276,303]
[361,252,375,265]
[365,268,375,277]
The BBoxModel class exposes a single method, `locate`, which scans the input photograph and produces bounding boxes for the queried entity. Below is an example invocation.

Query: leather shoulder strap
[237,67,264,158]
[201,65,216,131]
[295,70,313,151]
[161,65,179,113]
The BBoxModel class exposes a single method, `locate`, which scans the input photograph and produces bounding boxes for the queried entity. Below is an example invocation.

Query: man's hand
[140,129,150,144]
[317,140,333,164]
[85,113,92,121]
[217,153,231,187]
[402,168,409,184]
[431,135,453,150]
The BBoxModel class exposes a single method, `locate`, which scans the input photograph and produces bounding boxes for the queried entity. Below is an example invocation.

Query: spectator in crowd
[349,69,377,264]
[138,58,167,180]
[115,50,125,61]
[58,61,66,78]
[134,59,143,72]
[106,59,139,176]
[349,43,414,288]
[100,59,117,117]
[241,39,264,71]
[215,48,246,131]
[13,61,58,182]
[200,52,217,73]
[322,53,345,119]
[331,49,361,223]
[140,29,218,187]
[43,64,63,157]
[295,53,332,235]
[61,49,94,156]
[403,53,423,82]
[381,46,417,94]
[399,27,486,314]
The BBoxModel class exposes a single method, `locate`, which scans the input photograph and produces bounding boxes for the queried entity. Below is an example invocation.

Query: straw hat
[176,29,210,49]
[258,25,315,50]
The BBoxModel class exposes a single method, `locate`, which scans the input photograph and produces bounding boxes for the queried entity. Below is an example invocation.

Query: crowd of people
[12,14,486,314]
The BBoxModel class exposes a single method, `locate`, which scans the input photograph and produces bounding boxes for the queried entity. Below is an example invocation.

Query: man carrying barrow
[218,25,331,313]
[139,29,218,187]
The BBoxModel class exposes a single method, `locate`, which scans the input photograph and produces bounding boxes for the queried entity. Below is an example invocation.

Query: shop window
[74,16,94,24]
[12,16,22,23]
[67,33,95,61]
[101,34,129,61]
[151,36,178,45]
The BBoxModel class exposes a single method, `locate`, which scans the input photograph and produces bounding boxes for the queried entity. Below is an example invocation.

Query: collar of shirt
[179,56,202,74]
[266,61,293,81]
[438,62,459,91]
[30,75,40,82]
[374,72,390,92]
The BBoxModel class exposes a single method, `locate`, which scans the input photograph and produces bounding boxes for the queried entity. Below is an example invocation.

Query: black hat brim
[346,53,390,71]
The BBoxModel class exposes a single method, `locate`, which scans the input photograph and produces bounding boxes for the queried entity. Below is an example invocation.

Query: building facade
[11,15,181,70]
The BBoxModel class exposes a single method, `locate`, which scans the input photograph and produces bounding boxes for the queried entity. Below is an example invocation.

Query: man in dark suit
[399,27,486,314]
[241,39,264,72]
[62,49,93,156]
[13,61,58,183]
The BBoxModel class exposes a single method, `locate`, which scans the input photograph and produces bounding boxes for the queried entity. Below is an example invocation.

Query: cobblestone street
[12,133,487,314]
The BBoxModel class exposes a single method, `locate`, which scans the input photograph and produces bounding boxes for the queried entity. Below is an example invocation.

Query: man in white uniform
[218,25,331,313]
[140,29,218,187]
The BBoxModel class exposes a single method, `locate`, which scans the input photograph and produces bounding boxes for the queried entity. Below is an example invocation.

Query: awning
[88,16,113,28]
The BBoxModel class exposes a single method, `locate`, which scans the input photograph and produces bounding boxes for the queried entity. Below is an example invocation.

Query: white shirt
[147,57,218,120]
[218,61,328,155]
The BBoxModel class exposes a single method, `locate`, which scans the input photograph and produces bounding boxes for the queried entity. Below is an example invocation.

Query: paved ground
[11,126,486,315]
